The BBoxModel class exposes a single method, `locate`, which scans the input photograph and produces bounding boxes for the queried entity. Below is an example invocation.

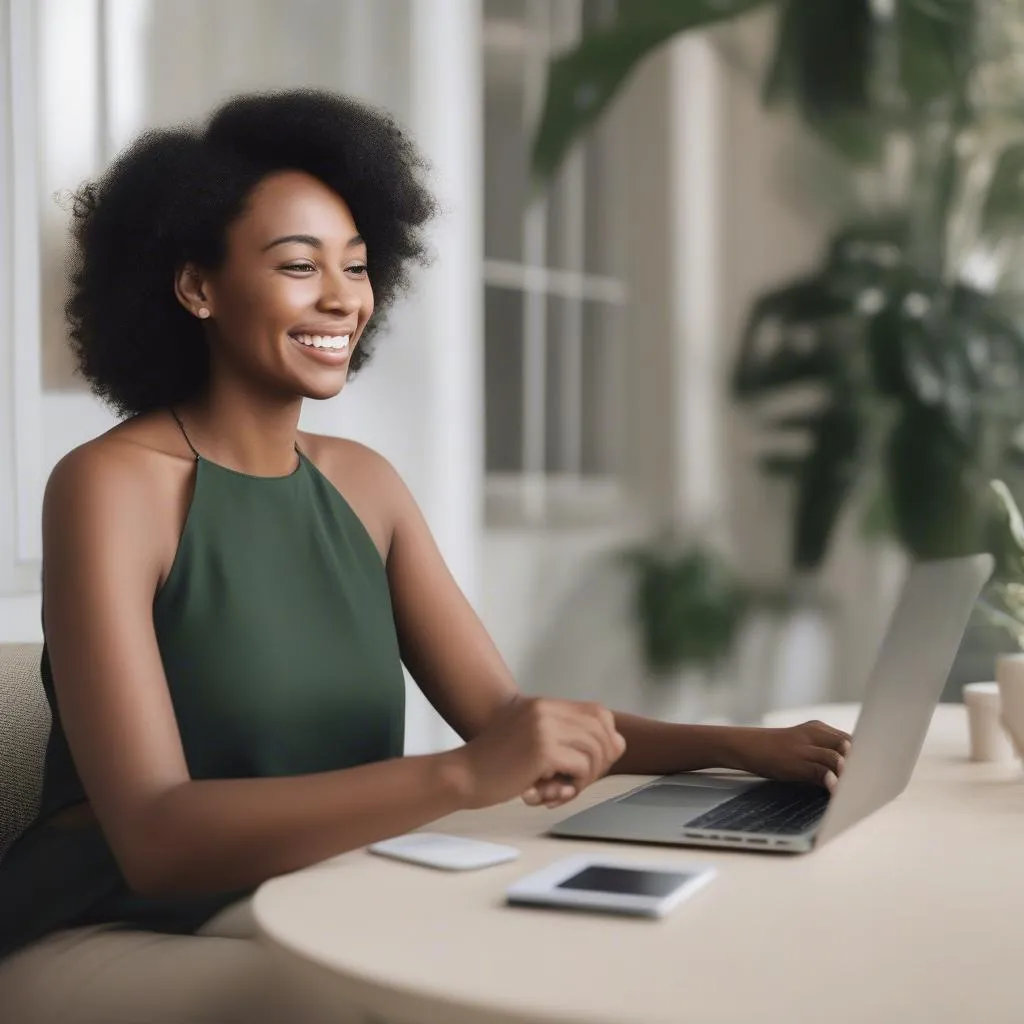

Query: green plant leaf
[729,215,1024,571]
[886,402,985,558]
[733,279,853,397]
[861,478,896,539]
[532,0,980,181]
[891,284,1024,456]
[765,0,872,109]
[805,112,889,165]
[897,0,977,112]
[625,544,749,675]
[899,311,976,443]
[867,300,915,397]
[765,0,884,160]
[985,478,1024,581]
[758,454,805,477]
[979,139,1024,236]
[761,411,825,432]
[762,0,977,164]
[530,0,772,182]
[761,0,801,105]
[731,245,880,569]
[763,0,884,162]
[790,404,865,569]
[909,121,968,274]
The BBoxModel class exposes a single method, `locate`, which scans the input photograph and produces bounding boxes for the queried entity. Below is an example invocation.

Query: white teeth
[293,333,350,352]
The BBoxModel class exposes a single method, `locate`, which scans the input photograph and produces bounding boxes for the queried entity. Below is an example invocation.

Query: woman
[0,89,850,1020]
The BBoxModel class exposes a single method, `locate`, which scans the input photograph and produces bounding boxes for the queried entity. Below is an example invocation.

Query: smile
[291,333,350,352]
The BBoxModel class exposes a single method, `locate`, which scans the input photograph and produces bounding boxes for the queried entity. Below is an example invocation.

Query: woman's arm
[608,715,742,775]
[609,714,850,790]
[377,451,850,796]
[43,444,476,898]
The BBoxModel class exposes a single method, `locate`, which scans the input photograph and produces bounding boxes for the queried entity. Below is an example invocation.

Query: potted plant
[531,0,1024,708]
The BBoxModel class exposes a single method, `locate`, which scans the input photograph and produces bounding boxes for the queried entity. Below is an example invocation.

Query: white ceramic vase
[995,653,1024,759]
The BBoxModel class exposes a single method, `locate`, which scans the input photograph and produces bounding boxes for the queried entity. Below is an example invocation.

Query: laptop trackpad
[616,778,752,814]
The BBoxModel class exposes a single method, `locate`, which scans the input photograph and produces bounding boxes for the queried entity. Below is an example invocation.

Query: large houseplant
[532,0,1024,678]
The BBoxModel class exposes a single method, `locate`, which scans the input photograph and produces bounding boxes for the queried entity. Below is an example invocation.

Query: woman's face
[182,169,374,402]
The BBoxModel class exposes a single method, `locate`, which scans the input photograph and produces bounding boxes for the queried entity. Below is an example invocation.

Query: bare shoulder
[45,414,198,584]
[298,432,411,558]
[48,435,153,514]
[47,415,183,508]
[299,431,404,486]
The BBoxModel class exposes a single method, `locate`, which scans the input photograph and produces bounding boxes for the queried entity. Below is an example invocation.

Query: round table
[254,704,1024,1024]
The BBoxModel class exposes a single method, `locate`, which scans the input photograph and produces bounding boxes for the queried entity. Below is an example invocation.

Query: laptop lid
[814,554,994,848]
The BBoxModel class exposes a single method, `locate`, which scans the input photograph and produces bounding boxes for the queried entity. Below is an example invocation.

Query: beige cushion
[0,643,50,861]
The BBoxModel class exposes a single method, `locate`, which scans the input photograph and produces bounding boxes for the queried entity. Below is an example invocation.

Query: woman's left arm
[609,714,850,791]
[380,457,850,791]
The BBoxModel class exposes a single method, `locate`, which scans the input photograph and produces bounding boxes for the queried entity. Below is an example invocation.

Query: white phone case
[506,855,716,917]
[368,832,521,871]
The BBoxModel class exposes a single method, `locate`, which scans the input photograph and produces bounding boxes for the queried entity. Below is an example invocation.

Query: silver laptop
[549,554,994,854]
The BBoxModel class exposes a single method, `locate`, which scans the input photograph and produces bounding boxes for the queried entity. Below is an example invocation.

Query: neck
[179,377,304,477]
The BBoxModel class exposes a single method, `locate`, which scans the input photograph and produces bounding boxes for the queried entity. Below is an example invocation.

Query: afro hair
[63,88,438,417]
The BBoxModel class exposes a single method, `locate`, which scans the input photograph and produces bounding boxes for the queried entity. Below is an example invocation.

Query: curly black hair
[64,89,438,417]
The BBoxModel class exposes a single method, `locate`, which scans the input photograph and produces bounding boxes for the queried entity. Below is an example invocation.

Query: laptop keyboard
[685,781,830,835]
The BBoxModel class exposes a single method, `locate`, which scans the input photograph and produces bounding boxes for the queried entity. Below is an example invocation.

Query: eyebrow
[262,233,365,251]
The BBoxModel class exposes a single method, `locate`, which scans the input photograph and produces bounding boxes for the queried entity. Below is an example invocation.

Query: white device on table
[506,855,716,918]
[549,554,994,855]
[368,832,520,871]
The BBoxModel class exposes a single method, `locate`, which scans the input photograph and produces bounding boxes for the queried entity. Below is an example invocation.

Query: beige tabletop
[253,704,1024,1024]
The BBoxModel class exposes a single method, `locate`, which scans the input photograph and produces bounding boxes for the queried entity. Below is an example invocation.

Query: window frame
[481,0,630,528]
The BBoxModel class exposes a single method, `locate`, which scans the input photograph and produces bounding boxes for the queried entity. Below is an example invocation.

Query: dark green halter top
[0,418,407,955]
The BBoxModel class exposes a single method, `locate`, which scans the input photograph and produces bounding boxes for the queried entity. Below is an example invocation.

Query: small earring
[197,307,211,319]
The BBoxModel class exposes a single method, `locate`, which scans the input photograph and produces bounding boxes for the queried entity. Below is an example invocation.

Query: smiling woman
[171,169,374,415]
[0,87,850,1023]
[64,90,434,420]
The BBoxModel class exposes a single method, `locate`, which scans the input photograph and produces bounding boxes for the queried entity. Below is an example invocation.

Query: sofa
[0,643,49,863]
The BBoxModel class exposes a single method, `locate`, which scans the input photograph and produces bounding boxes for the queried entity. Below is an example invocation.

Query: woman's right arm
[42,444,621,899]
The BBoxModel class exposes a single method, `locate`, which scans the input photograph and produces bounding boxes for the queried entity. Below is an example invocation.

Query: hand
[520,776,576,809]
[453,697,626,810]
[730,720,852,792]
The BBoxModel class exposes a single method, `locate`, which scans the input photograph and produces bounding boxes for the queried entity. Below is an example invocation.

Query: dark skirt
[0,821,246,960]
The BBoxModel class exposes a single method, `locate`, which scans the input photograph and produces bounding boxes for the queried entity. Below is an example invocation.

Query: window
[483,0,627,526]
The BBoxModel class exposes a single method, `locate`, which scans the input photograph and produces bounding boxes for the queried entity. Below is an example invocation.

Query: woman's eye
[347,264,368,277]
[282,262,316,273]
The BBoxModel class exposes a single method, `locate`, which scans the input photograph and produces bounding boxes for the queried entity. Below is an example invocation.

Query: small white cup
[963,682,1017,763]
[995,654,1024,760]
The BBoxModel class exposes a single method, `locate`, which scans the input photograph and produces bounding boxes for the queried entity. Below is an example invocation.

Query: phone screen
[556,865,690,898]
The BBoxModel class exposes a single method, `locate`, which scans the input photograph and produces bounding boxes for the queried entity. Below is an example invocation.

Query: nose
[317,267,361,316]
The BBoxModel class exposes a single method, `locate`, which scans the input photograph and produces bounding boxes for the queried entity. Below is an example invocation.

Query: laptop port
[747,837,768,845]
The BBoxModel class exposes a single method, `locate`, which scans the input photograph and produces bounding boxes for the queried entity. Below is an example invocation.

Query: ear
[174,264,214,320]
